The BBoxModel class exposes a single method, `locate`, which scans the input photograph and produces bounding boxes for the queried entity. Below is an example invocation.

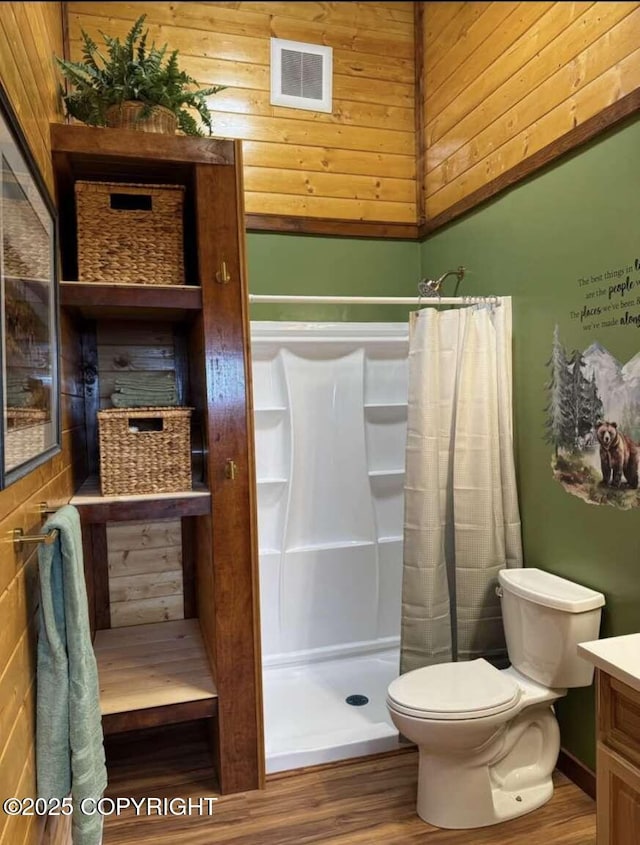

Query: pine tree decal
[545,325,573,455]
[569,349,594,448]
[586,374,604,436]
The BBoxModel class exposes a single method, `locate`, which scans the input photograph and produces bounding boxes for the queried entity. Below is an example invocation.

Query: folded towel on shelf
[110,371,178,407]
[37,505,107,845]
[111,391,177,407]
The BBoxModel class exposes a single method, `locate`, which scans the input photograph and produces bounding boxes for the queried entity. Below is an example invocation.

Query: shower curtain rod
[249,294,499,306]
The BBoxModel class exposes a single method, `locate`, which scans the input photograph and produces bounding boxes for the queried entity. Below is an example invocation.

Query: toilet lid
[387,659,521,720]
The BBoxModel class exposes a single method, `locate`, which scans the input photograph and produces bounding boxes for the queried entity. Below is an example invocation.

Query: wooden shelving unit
[52,123,263,794]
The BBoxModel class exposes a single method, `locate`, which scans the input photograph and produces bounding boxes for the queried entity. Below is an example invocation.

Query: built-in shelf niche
[252,343,290,557]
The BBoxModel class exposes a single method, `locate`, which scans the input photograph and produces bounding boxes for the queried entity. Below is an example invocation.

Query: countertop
[578,633,640,694]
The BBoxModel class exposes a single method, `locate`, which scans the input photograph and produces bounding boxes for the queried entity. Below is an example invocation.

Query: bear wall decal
[546,326,640,509]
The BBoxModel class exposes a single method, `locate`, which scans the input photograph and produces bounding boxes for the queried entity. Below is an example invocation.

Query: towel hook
[13,527,59,548]
[38,502,59,516]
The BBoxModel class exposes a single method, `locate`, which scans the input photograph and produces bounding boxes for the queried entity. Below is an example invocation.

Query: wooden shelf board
[51,123,235,168]
[94,619,217,720]
[71,476,210,522]
[60,281,202,320]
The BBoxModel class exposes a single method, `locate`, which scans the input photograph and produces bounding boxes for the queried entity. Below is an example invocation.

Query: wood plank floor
[103,723,596,844]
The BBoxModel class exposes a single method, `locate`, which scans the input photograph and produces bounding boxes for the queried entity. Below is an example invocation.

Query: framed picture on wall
[0,82,60,488]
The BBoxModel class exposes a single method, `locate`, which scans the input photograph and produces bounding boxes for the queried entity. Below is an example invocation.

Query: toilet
[386,567,605,829]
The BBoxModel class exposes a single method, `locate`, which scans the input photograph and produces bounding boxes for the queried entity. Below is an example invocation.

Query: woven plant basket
[98,407,192,496]
[75,181,185,285]
[105,101,177,134]
[5,408,47,470]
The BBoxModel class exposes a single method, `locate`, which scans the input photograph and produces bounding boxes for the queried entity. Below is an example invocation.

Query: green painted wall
[420,115,640,770]
[246,232,420,322]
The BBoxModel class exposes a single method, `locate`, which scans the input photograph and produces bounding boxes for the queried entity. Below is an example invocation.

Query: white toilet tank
[498,568,605,689]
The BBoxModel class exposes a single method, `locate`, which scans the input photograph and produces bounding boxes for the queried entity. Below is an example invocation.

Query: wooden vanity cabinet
[596,670,640,844]
[50,124,264,794]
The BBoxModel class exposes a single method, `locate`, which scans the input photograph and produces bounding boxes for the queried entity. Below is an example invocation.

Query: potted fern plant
[56,15,225,136]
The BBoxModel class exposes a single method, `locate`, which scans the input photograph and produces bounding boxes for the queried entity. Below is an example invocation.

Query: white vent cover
[270,38,333,113]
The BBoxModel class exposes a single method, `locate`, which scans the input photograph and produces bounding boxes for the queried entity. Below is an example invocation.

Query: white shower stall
[251,321,409,773]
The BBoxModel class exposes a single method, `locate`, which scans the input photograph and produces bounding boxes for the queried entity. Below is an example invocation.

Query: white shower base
[263,649,402,774]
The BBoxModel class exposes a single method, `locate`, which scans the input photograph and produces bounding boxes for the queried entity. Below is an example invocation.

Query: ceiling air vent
[270,38,333,113]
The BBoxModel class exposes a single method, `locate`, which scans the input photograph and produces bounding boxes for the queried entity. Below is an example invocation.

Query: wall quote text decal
[571,257,640,331]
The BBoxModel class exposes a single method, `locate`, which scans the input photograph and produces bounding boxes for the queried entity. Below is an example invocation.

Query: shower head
[418,266,466,297]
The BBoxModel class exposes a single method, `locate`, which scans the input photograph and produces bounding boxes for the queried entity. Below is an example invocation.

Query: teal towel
[37,505,107,845]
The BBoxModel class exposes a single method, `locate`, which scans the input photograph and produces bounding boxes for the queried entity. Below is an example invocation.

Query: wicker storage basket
[5,408,47,470]
[98,407,192,496]
[75,181,185,285]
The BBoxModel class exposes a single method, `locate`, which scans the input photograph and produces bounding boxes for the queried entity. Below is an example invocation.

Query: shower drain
[346,694,369,706]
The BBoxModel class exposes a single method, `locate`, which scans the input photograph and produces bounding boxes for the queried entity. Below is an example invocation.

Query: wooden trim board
[414,1,425,229]
[195,145,265,794]
[245,213,419,240]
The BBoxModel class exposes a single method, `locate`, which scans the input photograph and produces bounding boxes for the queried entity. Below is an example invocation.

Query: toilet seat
[387,658,521,720]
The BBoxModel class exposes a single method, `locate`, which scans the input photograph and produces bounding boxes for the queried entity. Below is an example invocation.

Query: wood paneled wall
[0,5,72,845]
[107,520,184,627]
[422,1,640,228]
[66,1,417,226]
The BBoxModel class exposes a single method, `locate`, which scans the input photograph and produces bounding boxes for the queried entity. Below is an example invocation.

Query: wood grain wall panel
[422,1,640,225]
[243,141,415,179]
[106,520,184,628]
[427,43,640,218]
[425,1,563,150]
[426,9,640,198]
[66,1,417,224]
[0,9,74,844]
[427,2,632,170]
[425,2,516,88]
[243,166,415,202]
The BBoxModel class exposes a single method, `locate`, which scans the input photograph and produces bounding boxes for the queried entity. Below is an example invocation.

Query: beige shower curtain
[400,298,522,674]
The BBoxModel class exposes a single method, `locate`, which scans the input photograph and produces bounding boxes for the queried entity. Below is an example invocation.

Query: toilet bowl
[387,568,605,829]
